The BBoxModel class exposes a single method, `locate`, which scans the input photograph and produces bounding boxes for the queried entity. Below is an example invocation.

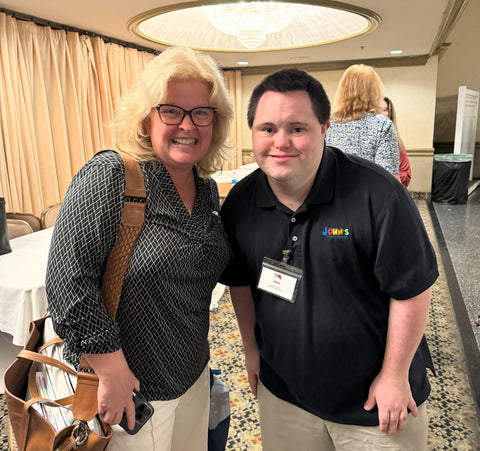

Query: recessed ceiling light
[390,49,403,55]
[289,56,309,61]
[129,2,380,52]
[237,61,249,65]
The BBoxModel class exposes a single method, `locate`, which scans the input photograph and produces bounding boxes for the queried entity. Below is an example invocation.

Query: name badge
[257,257,303,303]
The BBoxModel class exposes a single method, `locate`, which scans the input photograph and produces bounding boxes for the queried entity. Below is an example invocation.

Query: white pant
[108,365,210,451]
[258,382,428,451]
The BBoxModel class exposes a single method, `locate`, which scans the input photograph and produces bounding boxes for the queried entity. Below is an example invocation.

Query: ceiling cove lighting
[129,2,379,52]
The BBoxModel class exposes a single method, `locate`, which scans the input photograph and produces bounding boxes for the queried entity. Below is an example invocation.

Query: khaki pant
[108,365,210,451]
[258,382,428,451]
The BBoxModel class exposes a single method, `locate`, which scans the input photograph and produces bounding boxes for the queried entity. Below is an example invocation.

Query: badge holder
[257,251,303,303]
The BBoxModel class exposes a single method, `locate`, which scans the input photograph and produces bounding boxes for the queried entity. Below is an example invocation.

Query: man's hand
[364,370,418,436]
[244,344,260,396]
[365,291,431,435]
[229,285,260,396]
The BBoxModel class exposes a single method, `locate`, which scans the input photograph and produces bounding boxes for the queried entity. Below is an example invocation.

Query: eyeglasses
[155,104,217,127]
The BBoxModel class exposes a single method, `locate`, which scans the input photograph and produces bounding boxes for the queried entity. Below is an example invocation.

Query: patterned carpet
[1,199,480,450]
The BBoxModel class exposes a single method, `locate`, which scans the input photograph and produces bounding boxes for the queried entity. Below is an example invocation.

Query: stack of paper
[25,317,105,436]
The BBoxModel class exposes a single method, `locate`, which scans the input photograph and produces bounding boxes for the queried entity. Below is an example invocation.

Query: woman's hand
[83,349,140,428]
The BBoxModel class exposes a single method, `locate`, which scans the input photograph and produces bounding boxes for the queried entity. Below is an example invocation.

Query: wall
[435,0,480,178]
[240,57,439,192]
[435,0,480,143]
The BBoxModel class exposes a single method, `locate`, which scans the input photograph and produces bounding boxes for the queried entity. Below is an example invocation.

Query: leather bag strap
[39,336,63,352]
[18,349,77,376]
[25,395,74,410]
[74,153,146,421]
[100,153,146,320]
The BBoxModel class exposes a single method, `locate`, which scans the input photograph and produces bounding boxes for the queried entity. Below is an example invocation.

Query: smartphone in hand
[119,389,154,435]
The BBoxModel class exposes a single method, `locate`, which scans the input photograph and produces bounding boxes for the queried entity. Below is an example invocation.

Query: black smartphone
[119,389,154,435]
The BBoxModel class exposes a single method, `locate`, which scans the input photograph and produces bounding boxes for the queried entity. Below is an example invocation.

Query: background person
[326,64,400,180]
[220,68,438,450]
[380,96,412,187]
[46,46,233,451]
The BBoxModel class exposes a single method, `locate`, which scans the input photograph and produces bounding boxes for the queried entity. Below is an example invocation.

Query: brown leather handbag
[4,153,146,450]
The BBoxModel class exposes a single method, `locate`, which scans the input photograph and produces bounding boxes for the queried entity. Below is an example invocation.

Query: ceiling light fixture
[203,2,295,49]
[129,2,380,53]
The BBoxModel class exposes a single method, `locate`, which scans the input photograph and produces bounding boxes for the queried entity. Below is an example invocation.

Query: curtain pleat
[0,17,43,215]
[223,70,243,170]
[0,13,154,216]
[0,12,243,216]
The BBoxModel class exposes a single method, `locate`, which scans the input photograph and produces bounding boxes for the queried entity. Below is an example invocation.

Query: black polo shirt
[220,146,438,426]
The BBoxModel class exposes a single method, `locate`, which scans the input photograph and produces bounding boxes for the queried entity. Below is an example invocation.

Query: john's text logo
[322,227,349,238]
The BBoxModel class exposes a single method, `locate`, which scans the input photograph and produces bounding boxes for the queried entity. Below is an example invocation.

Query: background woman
[46,46,233,450]
[326,64,400,179]
[380,96,412,187]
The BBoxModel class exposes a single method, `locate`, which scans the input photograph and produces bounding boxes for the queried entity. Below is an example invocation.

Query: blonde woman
[326,64,400,179]
[46,47,233,450]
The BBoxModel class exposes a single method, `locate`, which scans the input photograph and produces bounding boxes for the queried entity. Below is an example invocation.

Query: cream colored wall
[435,0,480,142]
[240,57,438,192]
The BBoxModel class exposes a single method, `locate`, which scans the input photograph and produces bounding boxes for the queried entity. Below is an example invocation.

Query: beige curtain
[0,13,153,216]
[223,70,243,170]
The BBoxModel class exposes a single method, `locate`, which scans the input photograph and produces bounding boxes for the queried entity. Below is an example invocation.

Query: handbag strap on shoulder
[100,153,146,320]
[75,154,146,419]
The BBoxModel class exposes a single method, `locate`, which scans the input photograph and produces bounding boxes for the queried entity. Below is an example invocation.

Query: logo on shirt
[322,227,349,239]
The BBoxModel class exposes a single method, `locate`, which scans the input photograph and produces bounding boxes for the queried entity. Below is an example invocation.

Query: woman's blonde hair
[331,64,384,122]
[113,46,234,177]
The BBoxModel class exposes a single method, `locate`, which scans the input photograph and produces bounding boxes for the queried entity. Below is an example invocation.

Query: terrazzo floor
[432,186,480,350]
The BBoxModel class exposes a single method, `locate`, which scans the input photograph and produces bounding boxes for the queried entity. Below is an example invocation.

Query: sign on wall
[454,86,479,180]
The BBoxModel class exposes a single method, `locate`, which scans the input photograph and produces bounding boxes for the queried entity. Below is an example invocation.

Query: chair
[6,212,42,232]
[7,219,34,239]
[40,203,61,228]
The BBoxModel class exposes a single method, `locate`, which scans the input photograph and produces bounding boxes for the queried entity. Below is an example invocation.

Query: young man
[220,69,438,450]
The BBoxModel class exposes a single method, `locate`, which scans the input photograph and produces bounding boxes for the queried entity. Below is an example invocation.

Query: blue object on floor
[208,369,230,451]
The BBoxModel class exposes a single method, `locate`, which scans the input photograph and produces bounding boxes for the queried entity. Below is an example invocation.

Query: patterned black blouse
[46,151,230,401]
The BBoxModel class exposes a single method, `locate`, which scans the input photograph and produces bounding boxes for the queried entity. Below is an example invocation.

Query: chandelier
[203,2,296,49]
[129,3,379,55]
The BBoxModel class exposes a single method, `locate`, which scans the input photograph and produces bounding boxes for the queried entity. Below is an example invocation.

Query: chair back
[7,219,34,239]
[6,212,42,232]
[41,203,61,228]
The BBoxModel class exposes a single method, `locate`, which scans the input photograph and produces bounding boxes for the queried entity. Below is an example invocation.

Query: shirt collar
[305,146,336,205]
[255,146,336,208]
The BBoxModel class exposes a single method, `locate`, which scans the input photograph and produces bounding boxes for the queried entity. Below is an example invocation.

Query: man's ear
[322,120,331,134]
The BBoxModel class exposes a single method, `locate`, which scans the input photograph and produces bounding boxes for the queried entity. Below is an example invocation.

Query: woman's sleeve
[374,118,400,175]
[46,152,125,356]
[398,136,412,187]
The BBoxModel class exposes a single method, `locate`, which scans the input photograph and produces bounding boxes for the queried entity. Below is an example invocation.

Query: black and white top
[46,150,230,401]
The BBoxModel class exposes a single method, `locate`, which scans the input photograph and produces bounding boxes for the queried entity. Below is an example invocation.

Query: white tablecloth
[212,162,258,183]
[0,226,225,347]
[0,227,53,346]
